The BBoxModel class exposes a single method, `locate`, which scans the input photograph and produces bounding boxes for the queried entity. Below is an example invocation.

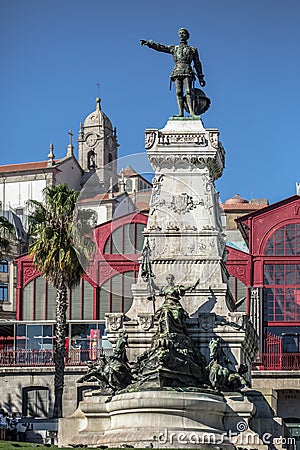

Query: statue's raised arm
[140,39,172,54]
[140,28,209,117]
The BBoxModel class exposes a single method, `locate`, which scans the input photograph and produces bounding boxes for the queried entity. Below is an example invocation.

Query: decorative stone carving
[198,242,207,253]
[157,130,207,146]
[167,193,203,215]
[105,313,124,332]
[250,287,261,336]
[158,132,170,145]
[185,241,196,255]
[101,266,115,278]
[137,313,154,331]
[198,313,215,331]
[209,131,219,149]
[194,134,206,146]
[151,174,164,205]
[147,224,162,231]
[149,238,156,257]
[166,222,180,231]
[184,224,197,231]
[145,130,157,149]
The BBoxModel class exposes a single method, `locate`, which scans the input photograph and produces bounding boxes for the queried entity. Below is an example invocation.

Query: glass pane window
[227,275,247,311]
[111,226,123,254]
[104,222,145,255]
[70,323,103,362]
[16,324,54,350]
[123,223,135,254]
[98,271,135,319]
[126,179,132,192]
[35,277,45,320]
[264,223,300,256]
[135,223,145,253]
[0,260,8,273]
[20,276,94,321]
[263,264,300,322]
[0,284,8,301]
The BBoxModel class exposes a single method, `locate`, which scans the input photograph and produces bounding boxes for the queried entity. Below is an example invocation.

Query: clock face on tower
[86,133,97,148]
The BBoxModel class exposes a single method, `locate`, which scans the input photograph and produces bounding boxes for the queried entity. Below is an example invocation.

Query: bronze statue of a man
[141,28,206,117]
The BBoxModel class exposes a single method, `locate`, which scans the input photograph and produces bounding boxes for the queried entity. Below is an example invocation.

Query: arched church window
[126,179,132,192]
[108,152,113,163]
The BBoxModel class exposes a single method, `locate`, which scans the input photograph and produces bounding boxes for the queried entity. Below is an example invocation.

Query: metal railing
[0,348,113,367]
[252,352,300,371]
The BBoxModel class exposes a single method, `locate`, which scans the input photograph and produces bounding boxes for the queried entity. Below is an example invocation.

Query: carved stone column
[130,117,230,320]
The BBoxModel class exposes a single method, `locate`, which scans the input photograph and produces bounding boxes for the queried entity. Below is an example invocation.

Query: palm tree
[28,184,96,418]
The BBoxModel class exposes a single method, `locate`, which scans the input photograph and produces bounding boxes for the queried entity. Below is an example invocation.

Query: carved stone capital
[137,313,154,331]
[105,313,124,332]
[147,150,224,180]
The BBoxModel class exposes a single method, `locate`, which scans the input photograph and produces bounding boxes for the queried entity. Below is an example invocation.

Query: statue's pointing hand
[140,39,148,46]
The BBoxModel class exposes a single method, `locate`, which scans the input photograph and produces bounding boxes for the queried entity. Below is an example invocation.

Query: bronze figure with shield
[141,28,210,117]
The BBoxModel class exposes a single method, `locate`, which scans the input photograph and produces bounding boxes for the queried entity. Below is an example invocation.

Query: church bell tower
[78,98,119,190]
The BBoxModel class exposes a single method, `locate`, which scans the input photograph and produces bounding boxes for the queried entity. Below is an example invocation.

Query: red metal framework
[14,212,148,321]
[227,196,300,370]
[252,352,300,371]
[252,332,300,370]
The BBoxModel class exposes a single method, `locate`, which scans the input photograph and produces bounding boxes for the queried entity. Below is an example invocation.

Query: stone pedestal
[106,117,257,373]
[59,389,235,448]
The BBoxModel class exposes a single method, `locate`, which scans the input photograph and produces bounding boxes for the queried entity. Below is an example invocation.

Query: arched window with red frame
[263,222,300,324]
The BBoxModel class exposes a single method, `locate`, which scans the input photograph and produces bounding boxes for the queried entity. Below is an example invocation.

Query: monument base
[58,389,260,448]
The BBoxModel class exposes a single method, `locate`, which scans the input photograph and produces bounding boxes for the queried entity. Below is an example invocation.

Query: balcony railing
[252,352,300,371]
[3,349,298,370]
[0,348,113,367]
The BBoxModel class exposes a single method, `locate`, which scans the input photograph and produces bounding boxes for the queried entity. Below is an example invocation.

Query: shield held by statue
[184,88,211,116]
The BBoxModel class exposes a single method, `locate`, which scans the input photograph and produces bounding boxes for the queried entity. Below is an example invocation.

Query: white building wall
[55,158,82,191]
[0,179,46,212]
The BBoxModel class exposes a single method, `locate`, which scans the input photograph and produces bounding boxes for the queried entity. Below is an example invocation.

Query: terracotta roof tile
[119,165,139,177]
[79,193,117,203]
[221,203,266,211]
[0,160,58,173]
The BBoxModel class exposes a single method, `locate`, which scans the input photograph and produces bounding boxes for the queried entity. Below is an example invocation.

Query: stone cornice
[145,126,225,180]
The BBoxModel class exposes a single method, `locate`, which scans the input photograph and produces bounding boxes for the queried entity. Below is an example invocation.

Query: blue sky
[1,0,299,204]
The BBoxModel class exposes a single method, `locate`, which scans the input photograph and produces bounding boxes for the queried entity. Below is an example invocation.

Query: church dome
[84,98,113,130]
[224,193,249,205]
